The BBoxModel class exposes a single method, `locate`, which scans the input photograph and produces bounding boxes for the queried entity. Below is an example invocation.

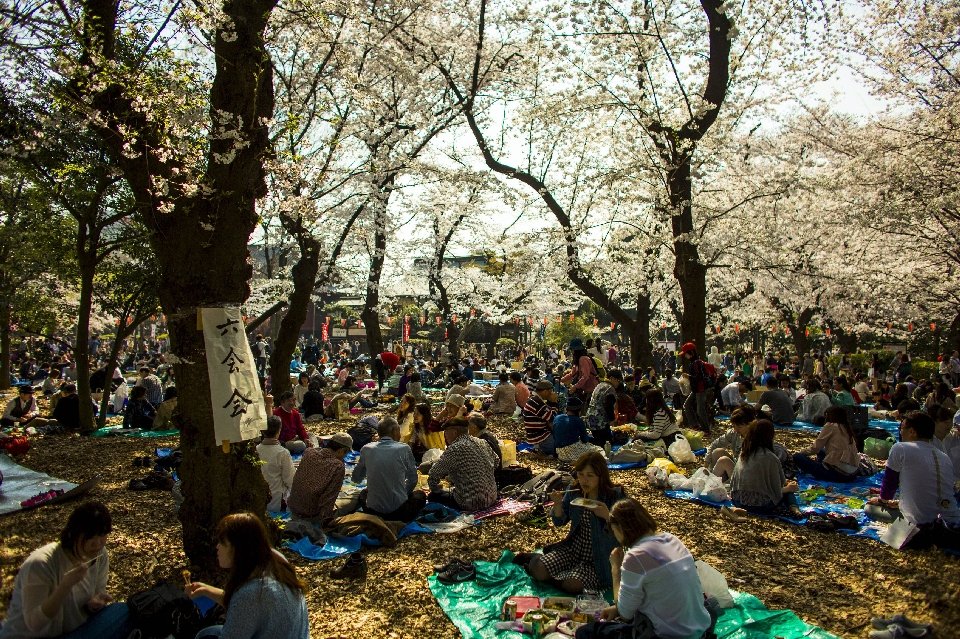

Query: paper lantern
[908,322,914,332]
[825,328,831,336]
[930,322,936,332]
[734,324,740,334]
[784,327,790,335]
[805,328,810,337]
[543,316,548,325]
[887,322,893,331]
[610,322,616,330]
[593,318,599,326]
[569,314,575,322]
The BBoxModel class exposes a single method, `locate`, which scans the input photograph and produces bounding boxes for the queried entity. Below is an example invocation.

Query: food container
[500,439,517,467]
[541,596,576,617]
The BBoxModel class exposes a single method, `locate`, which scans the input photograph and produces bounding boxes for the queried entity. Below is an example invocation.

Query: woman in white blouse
[574,498,711,639]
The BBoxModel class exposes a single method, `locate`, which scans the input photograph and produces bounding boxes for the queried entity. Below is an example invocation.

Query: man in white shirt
[720,381,748,411]
[256,416,295,512]
[868,411,960,550]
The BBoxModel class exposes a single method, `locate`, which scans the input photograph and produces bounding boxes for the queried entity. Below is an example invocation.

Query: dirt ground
[2,402,959,639]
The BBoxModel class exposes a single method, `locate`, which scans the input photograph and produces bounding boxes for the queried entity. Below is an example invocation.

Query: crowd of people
[3,333,960,639]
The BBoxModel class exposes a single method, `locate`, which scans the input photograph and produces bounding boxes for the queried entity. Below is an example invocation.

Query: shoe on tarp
[437,560,476,585]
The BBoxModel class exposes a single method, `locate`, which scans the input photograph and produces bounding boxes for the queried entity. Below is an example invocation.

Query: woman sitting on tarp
[793,406,860,482]
[634,389,681,446]
[520,451,624,594]
[717,419,801,521]
[574,498,712,639]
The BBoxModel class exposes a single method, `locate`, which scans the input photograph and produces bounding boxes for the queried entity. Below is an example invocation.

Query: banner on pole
[200,307,267,446]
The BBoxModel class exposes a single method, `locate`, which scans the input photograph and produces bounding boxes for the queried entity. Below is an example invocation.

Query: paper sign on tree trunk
[201,307,266,445]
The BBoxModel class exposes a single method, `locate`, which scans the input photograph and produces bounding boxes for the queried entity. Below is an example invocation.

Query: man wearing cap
[432,393,468,432]
[352,417,426,522]
[522,380,558,455]
[428,418,497,512]
[286,431,353,544]
[1,385,48,428]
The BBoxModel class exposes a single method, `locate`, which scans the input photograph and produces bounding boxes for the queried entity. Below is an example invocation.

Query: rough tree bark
[268,224,320,397]
[77,0,277,567]
[361,187,390,357]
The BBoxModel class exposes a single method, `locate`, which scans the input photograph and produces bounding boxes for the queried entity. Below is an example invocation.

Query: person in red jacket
[373,351,401,393]
[273,391,315,454]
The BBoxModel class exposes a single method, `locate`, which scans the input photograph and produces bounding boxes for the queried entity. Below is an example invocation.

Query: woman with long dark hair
[523,452,625,594]
[793,406,860,482]
[634,389,681,445]
[187,512,308,638]
[721,420,800,520]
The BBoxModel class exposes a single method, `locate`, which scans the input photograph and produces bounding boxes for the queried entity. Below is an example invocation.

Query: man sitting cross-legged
[352,416,426,522]
[427,418,498,512]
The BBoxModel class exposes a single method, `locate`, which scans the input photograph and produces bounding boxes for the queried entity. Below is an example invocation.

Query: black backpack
[347,417,378,451]
[127,581,202,639]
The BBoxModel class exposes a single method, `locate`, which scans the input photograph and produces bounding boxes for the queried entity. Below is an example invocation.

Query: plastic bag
[649,457,680,475]
[421,448,443,465]
[645,465,669,489]
[668,434,697,464]
[696,560,734,608]
[864,437,896,460]
[690,468,728,503]
[681,429,705,452]
[667,472,690,490]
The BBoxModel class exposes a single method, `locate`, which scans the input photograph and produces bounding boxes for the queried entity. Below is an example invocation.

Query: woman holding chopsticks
[522,451,625,594]
[0,502,130,639]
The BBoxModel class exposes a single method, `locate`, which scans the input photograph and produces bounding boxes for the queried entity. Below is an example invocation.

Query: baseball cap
[321,432,353,450]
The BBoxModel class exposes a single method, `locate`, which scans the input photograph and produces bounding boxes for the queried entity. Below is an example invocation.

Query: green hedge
[826,354,940,380]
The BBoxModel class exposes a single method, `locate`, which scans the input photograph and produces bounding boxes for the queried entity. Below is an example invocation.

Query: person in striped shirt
[523,380,558,455]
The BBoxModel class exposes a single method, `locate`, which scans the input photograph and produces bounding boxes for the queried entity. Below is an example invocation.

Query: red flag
[403,322,410,343]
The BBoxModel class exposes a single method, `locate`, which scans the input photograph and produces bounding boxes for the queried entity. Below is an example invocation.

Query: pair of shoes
[720,506,747,522]
[869,624,931,639]
[331,552,367,580]
[436,559,476,584]
[20,489,65,508]
[870,615,932,638]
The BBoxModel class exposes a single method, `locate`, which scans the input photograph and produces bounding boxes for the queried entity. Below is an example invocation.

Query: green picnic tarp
[89,426,179,438]
[429,550,837,639]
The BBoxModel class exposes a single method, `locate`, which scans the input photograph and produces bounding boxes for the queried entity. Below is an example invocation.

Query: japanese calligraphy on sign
[201,307,265,445]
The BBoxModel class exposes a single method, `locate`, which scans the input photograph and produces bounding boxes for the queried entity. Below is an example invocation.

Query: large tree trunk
[77,0,278,569]
[0,299,10,390]
[630,292,654,369]
[269,236,320,397]
[361,188,390,356]
[96,331,124,429]
[75,262,96,433]
[446,319,462,362]
[668,160,707,352]
[787,308,815,357]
